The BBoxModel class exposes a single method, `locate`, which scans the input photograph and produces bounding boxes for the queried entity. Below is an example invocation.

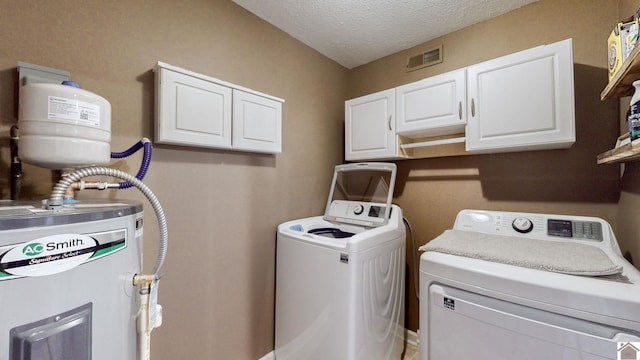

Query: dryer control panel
[454,210,611,244]
[546,218,603,240]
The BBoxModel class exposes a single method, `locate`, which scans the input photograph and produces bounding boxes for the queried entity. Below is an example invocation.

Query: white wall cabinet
[345,38,575,161]
[232,89,282,153]
[345,88,399,161]
[155,62,284,154]
[465,39,575,153]
[156,65,232,149]
[396,69,466,138]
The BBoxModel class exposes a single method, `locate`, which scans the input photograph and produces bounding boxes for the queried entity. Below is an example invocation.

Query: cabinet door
[232,90,282,154]
[396,69,466,138]
[466,39,575,153]
[155,67,232,148]
[345,89,397,161]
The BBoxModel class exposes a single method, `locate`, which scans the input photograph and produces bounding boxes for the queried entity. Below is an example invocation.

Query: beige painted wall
[0,1,346,359]
[348,0,625,331]
[0,0,636,357]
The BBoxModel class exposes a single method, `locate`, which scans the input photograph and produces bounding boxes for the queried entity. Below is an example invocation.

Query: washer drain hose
[47,167,168,275]
[403,216,419,301]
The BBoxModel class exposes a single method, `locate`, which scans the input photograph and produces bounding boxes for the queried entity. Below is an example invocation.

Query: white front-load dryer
[419,209,640,360]
[275,163,406,360]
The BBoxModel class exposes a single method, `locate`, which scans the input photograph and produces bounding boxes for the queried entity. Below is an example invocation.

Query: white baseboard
[405,328,420,348]
[260,329,419,360]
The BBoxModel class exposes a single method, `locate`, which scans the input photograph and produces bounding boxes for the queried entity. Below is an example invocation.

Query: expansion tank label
[48,96,101,127]
[0,230,126,280]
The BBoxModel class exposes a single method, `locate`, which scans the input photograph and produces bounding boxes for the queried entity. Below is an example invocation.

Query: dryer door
[424,284,640,360]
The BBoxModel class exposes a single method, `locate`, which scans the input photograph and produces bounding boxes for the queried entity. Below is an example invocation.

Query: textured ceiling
[232,0,539,69]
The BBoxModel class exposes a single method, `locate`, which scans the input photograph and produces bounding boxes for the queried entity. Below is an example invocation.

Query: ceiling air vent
[406,45,442,72]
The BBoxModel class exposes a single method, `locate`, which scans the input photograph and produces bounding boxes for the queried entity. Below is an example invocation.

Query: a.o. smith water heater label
[48,96,101,127]
[0,229,126,280]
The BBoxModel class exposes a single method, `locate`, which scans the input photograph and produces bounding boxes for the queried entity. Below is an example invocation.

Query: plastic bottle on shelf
[629,80,640,141]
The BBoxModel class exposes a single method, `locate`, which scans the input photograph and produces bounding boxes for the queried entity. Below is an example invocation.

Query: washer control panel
[454,210,607,242]
[325,200,388,227]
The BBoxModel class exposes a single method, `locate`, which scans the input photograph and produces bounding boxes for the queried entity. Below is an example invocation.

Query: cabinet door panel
[477,57,556,137]
[156,68,232,149]
[345,89,397,161]
[233,90,282,154]
[396,69,466,138]
[466,39,575,153]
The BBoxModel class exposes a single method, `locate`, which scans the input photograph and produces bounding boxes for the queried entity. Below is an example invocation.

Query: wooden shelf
[601,43,640,100]
[598,38,640,164]
[597,133,640,164]
[397,133,468,159]
[399,136,466,149]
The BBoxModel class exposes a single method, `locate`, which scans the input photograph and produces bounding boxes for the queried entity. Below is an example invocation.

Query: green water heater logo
[22,243,45,256]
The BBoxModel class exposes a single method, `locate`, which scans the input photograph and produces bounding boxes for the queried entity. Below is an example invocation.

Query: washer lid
[323,162,396,227]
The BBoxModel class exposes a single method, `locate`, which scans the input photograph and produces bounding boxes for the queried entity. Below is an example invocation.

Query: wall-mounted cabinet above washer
[396,68,466,138]
[345,38,575,161]
[345,88,398,161]
[154,62,283,154]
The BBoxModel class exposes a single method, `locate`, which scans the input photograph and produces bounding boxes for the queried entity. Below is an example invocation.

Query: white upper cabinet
[396,69,466,138]
[345,89,399,161]
[156,66,233,149]
[155,62,284,154]
[232,89,282,154]
[465,39,575,153]
[345,39,575,161]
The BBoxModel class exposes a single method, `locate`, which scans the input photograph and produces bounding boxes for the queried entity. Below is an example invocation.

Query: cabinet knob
[471,98,476,117]
[388,115,392,131]
[458,101,462,120]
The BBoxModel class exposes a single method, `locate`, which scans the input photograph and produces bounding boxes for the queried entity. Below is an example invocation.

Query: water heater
[8,74,166,360]
[0,200,142,360]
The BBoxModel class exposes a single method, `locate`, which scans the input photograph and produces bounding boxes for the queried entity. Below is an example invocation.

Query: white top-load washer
[275,163,405,360]
[419,209,640,360]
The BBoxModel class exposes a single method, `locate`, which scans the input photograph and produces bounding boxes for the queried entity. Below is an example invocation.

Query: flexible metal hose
[110,138,153,189]
[48,167,167,275]
[111,139,146,159]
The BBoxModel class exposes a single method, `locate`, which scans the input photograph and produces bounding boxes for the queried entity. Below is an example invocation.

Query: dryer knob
[512,217,533,233]
[353,204,364,215]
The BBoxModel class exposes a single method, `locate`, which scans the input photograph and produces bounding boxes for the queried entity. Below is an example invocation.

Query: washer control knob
[512,217,533,233]
[353,204,364,215]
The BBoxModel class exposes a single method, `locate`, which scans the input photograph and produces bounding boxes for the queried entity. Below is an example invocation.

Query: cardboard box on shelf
[608,16,639,80]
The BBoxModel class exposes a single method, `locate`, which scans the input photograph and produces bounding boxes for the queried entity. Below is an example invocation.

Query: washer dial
[353,204,364,215]
[512,217,533,233]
